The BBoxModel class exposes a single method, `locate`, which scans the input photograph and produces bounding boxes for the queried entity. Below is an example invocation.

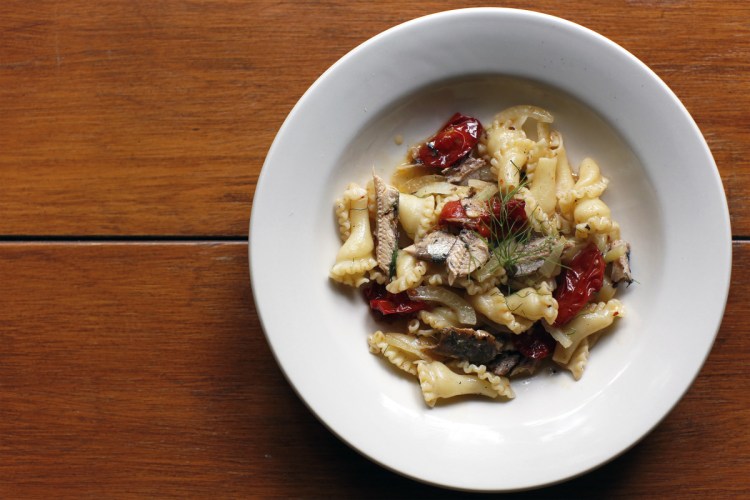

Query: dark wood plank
[0,241,746,497]
[0,1,747,236]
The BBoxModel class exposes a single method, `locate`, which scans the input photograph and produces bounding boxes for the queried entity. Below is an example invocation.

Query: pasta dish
[330,106,632,406]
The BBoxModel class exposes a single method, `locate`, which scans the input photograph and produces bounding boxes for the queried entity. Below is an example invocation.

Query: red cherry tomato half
[363,283,427,316]
[438,197,527,240]
[437,200,491,238]
[553,243,605,326]
[416,113,483,169]
[438,200,470,225]
[488,197,527,237]
[513,325,556,359]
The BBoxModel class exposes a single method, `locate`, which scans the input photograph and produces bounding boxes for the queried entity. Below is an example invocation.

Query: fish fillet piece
[404,230,458,264]
[610,240,633,285]
[429,327,502,365]
[446,230,490,285]
[373,174,400,274]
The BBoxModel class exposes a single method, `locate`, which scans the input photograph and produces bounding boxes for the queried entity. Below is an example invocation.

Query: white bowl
[249,8,731,491]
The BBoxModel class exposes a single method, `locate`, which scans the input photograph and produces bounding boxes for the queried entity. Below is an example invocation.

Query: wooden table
[1,1,748,497]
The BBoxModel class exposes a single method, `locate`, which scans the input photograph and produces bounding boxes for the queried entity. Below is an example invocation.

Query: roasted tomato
[416,113,483,169]
[553,243,605,326]
[438,199,490,238]
[513,324,557,359]
[489,197,527,237]
[438,197,527,240]
[363,283,428,316]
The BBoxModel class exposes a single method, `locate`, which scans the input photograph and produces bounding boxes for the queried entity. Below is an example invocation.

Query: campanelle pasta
[331,106,633,407]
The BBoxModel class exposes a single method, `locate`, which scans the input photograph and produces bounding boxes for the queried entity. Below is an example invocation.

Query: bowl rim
[249,7,732,491]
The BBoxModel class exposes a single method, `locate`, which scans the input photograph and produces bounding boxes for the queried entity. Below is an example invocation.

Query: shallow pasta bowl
[249,8,731,492]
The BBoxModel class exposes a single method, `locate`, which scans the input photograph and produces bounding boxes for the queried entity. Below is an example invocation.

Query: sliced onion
[538,238,565,278]
[542,322,573,348]
[560,240,588,265]
[413,181,458,197]
[381,332,436,357]
[595,275,617,302]
[400,174,447,194]
[469,180,499,201]
[494,105,554,125]
[391,166,441,192]
[472,253,502,282]
[407,286,476,325]
[592,233,609,253]
[467,179,495,189]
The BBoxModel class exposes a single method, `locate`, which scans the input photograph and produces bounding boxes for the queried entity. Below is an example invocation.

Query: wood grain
[0,0,748,236]
[0,241,747,497]
[1,1,747,497]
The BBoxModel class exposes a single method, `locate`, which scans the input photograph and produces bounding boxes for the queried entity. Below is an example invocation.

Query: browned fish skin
[446,229,490,285]
[487,351,522,376]
[511,236,556,277]
[404,230,458,264]
[442,157,495,185]
[405,227,488,284]
[509,357,541,378]
[373,174,400,275]
[429,327,502,365]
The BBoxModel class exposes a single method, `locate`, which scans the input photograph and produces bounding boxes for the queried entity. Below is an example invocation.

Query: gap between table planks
[0,241,747,497]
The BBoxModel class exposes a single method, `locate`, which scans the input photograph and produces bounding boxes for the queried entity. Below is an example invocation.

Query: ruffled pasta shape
[524,138,554,185]
[368,331,434,376]
[517,187,559,236]
[528,156,558,216]
[417,360,510,407]
[407,318,421,334]
[453,361,514,399]
[424,273,446,287]
[558,158,610,220]
[485,128,532,193]
[367,267,389,285]
[334,183,368,241]
[505,282,558,325]
[418,306,460,329]
[573,195,609,221]
[334,199,351,242]
[559,337,590,380]
[398,193,436,242]
[551,131,575,196]
[552,299,625,365]
[573,197,618,239]
[575,218,621,240]
[453,273,507,296]
[485,105,555,194]
[574,158,609,197]
[329,184,377,287]
[466,288,534,334]
[386,251,427,294]
[423,262,501,291]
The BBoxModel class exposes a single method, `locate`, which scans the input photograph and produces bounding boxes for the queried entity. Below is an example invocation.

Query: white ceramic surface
[249,8,731,491]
